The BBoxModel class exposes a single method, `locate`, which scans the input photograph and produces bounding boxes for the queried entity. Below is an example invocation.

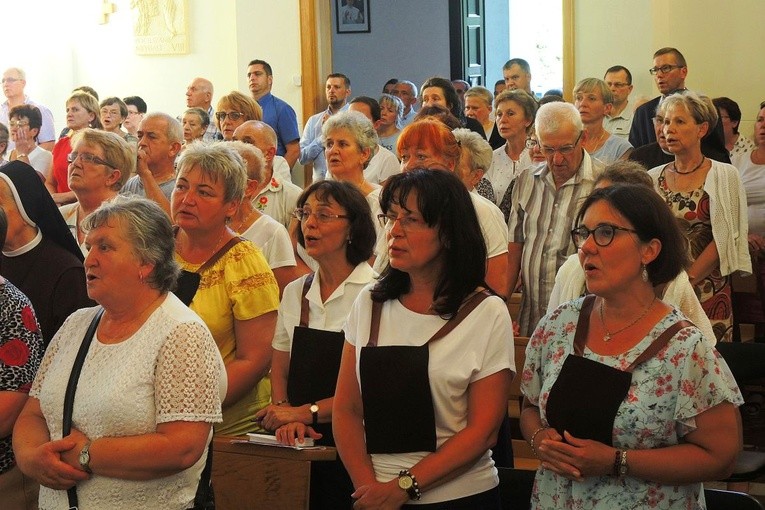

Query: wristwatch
[615,449,629,478]
[310,403,319,428]
[79,441,93,474]
[397,469,421,500]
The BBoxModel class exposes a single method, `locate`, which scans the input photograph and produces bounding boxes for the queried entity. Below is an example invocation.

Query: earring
[347,236,352,245]
[641,264,649,282]
[138,271,144,283]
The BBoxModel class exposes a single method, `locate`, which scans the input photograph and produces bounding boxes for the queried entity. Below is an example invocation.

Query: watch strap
[311,403,318,428]
[398,469,421,500]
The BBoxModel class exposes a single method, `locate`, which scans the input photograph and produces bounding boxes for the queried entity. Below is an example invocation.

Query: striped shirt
[508,151,603,335]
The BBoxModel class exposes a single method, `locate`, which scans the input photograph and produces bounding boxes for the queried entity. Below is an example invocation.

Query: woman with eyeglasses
[172,142,279,436]
[214,91,262,141]
[521,183,742,509]
[648,91,751,342]
[548,160,717,344]
[46,91,102,206]
[58,129,134,255]
[254,180,376,509]
[334,169,514,509]
[574,78,633,164]
[295,110,383,271]
[7,104,52,178]
[486,89,538,222]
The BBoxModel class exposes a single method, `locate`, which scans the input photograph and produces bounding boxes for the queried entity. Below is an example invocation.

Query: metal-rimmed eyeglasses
[525,137,539,149]
[648,65,684,75]
[539,132,582,157]
[215,111,245,121]
[571,224,638,249]
[293,208,348,223]
[377,213,428,232]
[67,151,116,169]
[9,120,29,128]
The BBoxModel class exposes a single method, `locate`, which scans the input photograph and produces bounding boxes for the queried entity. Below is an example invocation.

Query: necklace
[233,207,256,234]
[599,296,656,342]
[670,157,705,175]
[585,129,607,152]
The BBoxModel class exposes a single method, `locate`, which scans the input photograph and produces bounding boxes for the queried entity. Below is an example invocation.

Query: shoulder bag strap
[299,273,315,328]
[573,295,596,356]
[367,299,383,347]
[197,236,244,274]
[64,307,105,510]
[367,290,492,348]
[426,290,492,345]
[626,320,693,372]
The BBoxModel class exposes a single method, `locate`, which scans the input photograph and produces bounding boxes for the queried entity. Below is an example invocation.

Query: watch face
[619,465,628,476]
[398,476,413,490]
[310,404,319,413]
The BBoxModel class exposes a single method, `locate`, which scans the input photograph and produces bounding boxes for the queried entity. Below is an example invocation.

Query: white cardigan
[649,160,752,277]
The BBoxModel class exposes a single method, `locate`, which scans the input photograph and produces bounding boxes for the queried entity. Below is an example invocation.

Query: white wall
[330,0,451,100]
[0,0,302,134]
[573,0,764,136]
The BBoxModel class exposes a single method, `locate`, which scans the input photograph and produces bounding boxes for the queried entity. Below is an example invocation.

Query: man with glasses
[299,73,351,183]
[603,65,634,139]
[507,102,604,336]
[121,112,182,214]
[629,48,688,148]
[184,77,220,142]
[0,68,56,151]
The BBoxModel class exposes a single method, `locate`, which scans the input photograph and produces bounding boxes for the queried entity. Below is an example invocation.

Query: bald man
[185,77,221,141]
[233,120,302,228]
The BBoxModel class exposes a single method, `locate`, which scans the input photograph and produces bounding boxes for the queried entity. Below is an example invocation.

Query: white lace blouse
[30,293,225,510]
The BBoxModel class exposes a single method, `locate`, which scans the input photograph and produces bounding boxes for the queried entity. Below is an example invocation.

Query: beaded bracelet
[529,426,549,458]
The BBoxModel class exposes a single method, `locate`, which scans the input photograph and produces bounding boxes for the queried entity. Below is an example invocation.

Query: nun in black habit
[0,161,92,346]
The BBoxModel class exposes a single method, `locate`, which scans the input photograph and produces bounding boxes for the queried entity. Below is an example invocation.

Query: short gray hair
[464,86,493,107]
[597,160,652,188]
[453,128,492,172]
[227,140,266,183]
[573,78,614,106]
[70,128,135,190]
[535,101,583,136]
[82,196,179,293]
[143,112,183,144]
[322,110,379,154]
[4,67,25,81]
[659,90,718,127]
[176,141,247,203]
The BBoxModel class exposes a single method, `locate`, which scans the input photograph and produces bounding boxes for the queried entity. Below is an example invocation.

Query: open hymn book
[246,433,316,449]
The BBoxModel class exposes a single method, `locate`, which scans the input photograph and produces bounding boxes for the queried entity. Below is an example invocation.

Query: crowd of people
[0,45,760,509]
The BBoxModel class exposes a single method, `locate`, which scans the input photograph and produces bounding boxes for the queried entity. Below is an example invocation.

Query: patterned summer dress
[657,169,733,341]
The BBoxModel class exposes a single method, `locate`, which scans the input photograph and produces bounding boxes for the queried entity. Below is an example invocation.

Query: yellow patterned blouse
[176,240,279,436]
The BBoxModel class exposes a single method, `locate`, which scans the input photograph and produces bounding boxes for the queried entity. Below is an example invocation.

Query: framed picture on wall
[336,0,370,33]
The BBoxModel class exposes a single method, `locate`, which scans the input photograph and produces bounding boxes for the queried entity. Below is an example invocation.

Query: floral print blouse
[521,298,743,509]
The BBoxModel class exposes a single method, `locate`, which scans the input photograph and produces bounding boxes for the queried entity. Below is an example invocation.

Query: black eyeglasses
[215,112,244,121]
[648,65,684,75]
[571,224,638,249]
[293,208,348,223]
[67,151,116,169]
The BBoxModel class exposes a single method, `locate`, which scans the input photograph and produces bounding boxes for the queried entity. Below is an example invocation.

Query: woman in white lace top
[13,197,225,510]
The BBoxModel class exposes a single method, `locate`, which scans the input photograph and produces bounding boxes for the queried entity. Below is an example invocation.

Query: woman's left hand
[254,404,309,431]
[537,430,615,481]
[352,479,409,510]
[59,427,90,470]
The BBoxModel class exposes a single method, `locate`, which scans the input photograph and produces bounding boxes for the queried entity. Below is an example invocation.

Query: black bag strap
[64,307,104,510]
[573,294,693,372]
[367,290,491,347]
[299,273,315,328]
